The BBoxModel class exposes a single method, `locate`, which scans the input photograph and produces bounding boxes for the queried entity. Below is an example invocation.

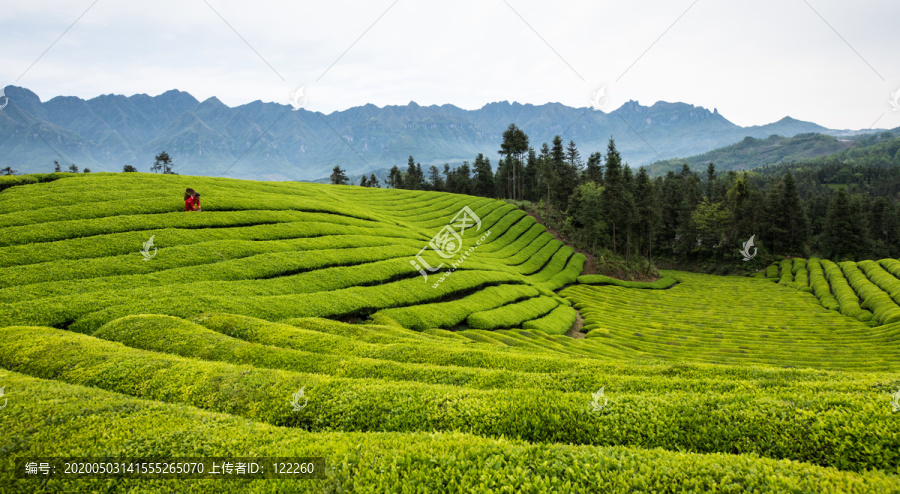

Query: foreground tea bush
[6,371,897,493]
[3,326,900,474]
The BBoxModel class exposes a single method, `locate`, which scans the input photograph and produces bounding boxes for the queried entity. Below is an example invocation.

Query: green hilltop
[1,172,899,492]
[645,133,854,176]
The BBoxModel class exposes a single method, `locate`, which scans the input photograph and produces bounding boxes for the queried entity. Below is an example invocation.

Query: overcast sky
[2,0,899,130]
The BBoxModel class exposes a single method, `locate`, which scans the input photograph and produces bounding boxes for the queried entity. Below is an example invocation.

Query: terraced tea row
[3,320,899,476]
[6,370,896,493]
[0,173,583,333]
[3,173,898,492]
[767,257,900,326]
[561,271,900,371]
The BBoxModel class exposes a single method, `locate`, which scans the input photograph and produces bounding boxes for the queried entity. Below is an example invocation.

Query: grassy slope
[563,270,900,370]
[0,173,583,333]
[1,174,899,492]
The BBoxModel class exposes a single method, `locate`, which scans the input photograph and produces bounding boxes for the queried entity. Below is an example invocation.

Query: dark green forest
[345,125,900,270]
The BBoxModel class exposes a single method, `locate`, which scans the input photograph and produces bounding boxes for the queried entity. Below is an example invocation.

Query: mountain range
[0,85,883,181]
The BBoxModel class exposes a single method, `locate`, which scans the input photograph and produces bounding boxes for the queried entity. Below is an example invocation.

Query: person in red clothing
[192,192,201,211]
[184,188,197,211]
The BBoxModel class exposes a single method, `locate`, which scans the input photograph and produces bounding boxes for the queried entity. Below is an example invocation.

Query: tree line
[342,123,900,265]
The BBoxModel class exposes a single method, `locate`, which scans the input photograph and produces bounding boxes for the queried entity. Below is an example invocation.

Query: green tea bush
[93,314,597,393]
[6,371,897,493]
[560,270,899,370]
[807,258,840,310]
[374,285,539,330]
[497,231,555,265]
[540,252,586,290]
[859,259,900,303]
[522,304,577,335]
[3,326,899,474]
[790,258,811,291]
[516,241,563,275]
[8,173,900,491]
[528,246,575,282]
[577,274,677,289]
[840,261,900,325]
[820,259,874,322]
[778,259,794,284]
[467,296,559,329]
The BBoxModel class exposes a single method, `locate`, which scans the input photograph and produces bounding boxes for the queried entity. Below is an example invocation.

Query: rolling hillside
[0,173,583,333]
[1,173,899,492]
[644,132,855,176]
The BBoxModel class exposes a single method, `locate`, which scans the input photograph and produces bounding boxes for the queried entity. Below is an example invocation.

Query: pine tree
[706,162,716,201]
[780,173,808,255]
[565,140,583,174]
[524,148,538,201]
[600,137,627,255]
[368,173,380,188]
[537,143,555,217]
[622,165,636,262]
[635,167,659,267]
[676,165,703,255]
[406,156,419,190]
[870,197,896,257]
[584,152,603,184]
[472,153,495,198]
[387,166,404,189]
[330,165,349,185]
[456,161,472,195]
[499,124,529,200]
[53,160,62,173]
[764,179,785,256]
[549,136,568,211]
[415,163,424,190]
[428,165,443,191]
[825,188,856,260]
[359,174,368,187]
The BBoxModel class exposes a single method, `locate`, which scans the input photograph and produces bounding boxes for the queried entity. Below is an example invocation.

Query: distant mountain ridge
[645,129,900,177]
[644,133,853,176]
[0,86,876,181]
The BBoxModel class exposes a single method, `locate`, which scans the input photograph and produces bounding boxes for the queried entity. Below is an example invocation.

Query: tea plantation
[1,173,899,492]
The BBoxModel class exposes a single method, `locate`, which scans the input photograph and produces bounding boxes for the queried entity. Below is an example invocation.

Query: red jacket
[185,196,195,211]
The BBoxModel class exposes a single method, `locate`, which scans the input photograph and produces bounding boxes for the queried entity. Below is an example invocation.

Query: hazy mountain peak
[0,86,866,181]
